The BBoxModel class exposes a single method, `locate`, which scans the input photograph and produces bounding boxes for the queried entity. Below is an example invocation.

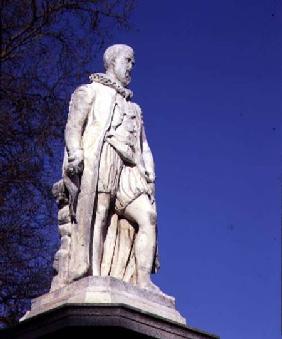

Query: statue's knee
[150,210,157,225]
[144,209,157,226]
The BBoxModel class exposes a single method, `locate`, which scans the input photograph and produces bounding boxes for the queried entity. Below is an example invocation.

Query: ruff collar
[89,73,133,100]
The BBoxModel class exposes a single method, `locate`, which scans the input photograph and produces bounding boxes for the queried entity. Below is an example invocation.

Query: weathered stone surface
[21,276,186,325]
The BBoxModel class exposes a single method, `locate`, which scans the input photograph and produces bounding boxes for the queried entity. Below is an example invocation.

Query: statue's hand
[146,172,156,204]
[145,171,155,183]
[148,182,155,204]
[67,149,84,176]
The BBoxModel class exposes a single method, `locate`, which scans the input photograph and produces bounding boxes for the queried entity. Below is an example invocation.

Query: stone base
[7,304,219,339]
[21,276,185,325]
[11,277,220,338]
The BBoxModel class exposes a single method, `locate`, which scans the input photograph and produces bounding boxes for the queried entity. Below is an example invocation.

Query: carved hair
[103,44,133,70]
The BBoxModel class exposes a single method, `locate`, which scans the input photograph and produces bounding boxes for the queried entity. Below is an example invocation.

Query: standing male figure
[59,44,159,291]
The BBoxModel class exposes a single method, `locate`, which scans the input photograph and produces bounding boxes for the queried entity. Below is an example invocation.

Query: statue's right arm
[64,84,95,173]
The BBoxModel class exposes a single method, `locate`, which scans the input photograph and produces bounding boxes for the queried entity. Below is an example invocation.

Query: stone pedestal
[7,304,219,339]
[21,276,185,324]
[5,277,219,339]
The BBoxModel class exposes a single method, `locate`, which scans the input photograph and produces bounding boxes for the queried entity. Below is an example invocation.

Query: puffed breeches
[97,142,150,211]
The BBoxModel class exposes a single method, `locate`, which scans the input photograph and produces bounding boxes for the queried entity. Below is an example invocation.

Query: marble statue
[51,44,160,292]
[21,44,186,325]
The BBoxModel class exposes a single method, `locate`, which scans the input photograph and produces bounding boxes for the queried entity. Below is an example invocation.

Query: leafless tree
[0,0,135,327]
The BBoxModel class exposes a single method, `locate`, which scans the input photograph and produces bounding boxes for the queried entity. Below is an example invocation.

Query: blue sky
[92,1,282,338]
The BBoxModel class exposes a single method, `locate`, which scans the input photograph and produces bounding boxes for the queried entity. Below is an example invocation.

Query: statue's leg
[123,193,159,291]
[92,192,111,276]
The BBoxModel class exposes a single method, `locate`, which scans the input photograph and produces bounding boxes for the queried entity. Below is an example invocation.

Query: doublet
[98,93,150,212]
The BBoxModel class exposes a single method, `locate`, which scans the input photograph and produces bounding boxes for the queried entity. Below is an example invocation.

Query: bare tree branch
[0,0,135,327]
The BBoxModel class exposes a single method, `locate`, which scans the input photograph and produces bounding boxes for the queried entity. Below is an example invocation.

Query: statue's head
[104,44,135,87]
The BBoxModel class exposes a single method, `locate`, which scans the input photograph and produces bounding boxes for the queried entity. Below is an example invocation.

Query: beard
[125,72,131,84]
[118,71,131,87]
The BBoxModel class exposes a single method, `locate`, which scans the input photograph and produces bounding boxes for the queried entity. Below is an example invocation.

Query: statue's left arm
[141,122,155,183]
